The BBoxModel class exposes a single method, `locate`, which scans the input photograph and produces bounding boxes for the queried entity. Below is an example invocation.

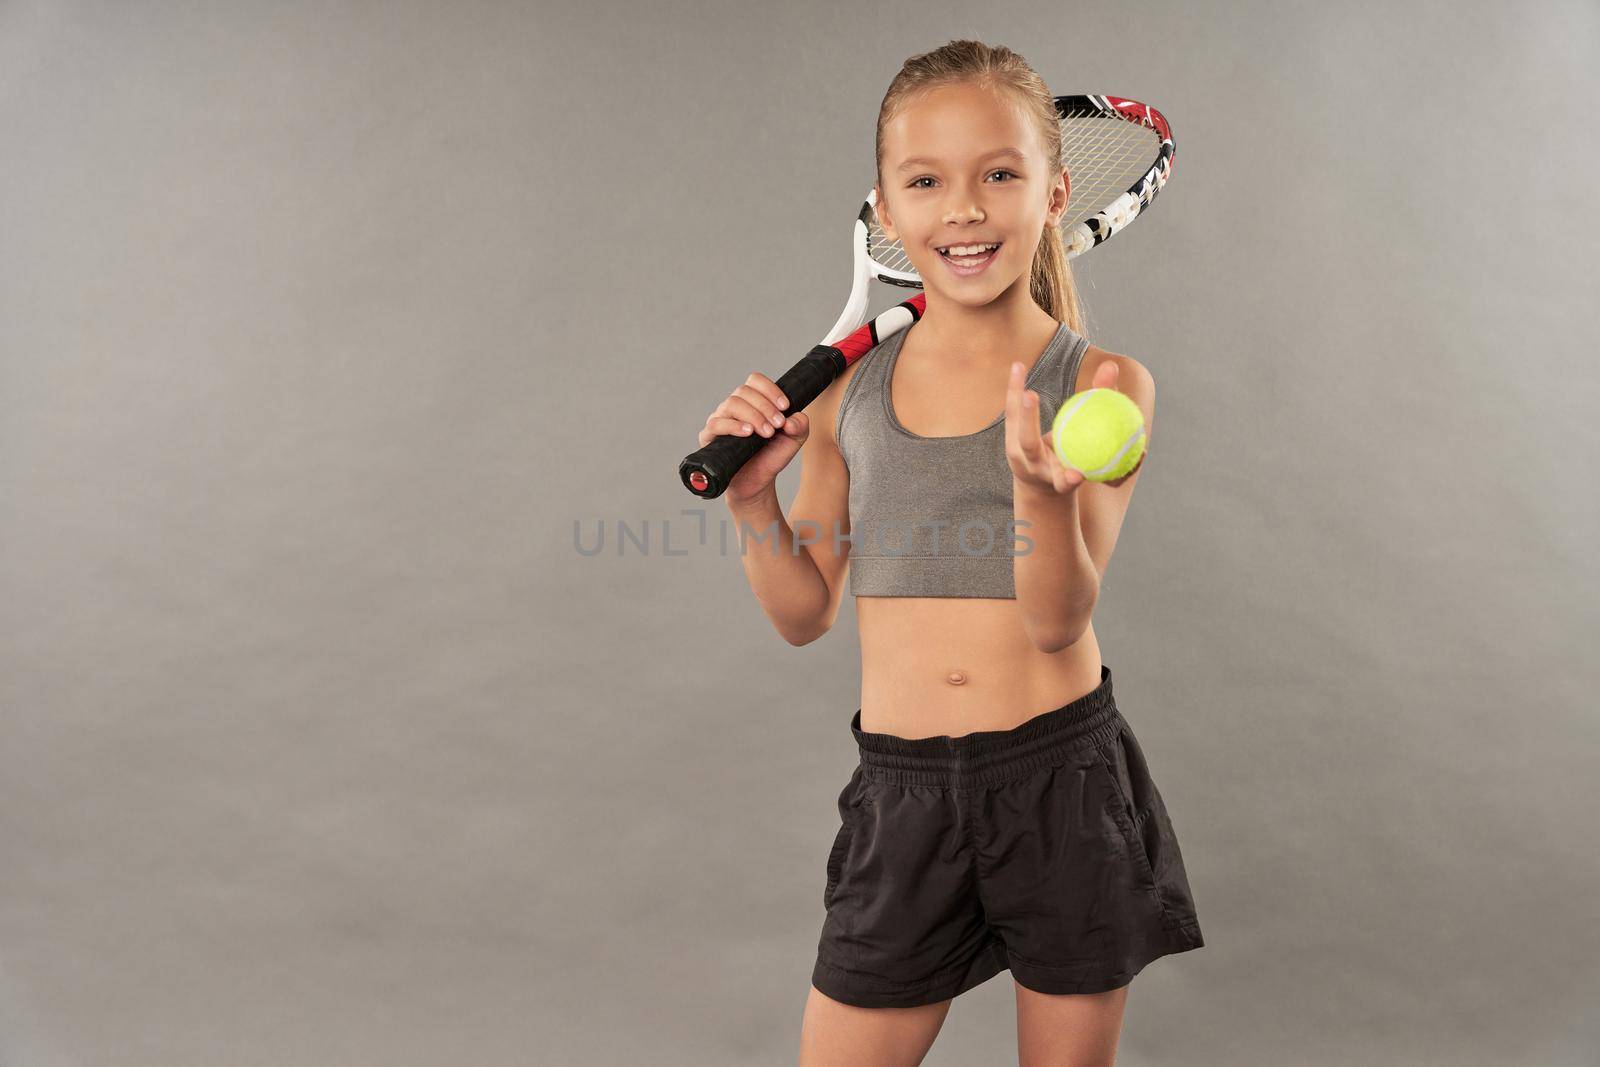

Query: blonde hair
[875,39,1086,336]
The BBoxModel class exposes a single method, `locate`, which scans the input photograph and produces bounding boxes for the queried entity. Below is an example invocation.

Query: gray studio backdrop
[2,1,1596,1064]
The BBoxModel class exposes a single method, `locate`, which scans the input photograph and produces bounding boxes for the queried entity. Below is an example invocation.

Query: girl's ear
[873,184,898,240]
[1046,167,1070,227]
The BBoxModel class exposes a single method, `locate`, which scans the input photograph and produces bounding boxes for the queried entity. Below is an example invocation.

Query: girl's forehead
[884,86,1037,158]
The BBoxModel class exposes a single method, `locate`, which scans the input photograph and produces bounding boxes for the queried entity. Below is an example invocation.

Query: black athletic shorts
[812,664,1204,1009]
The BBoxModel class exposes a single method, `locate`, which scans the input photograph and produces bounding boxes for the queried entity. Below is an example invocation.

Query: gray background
[2,0,1596,1063]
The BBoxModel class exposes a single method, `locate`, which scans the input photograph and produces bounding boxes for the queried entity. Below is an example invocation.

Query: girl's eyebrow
[896,146,1027,172]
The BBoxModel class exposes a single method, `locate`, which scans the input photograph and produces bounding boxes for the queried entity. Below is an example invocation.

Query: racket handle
[678,292,925,499]
[678,346,846,499]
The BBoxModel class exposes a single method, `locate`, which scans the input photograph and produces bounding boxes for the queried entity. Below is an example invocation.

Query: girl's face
[875,82,1068,308]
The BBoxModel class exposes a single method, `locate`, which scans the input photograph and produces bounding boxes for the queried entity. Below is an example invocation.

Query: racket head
[858,94,1175,274]
[1054,94,1175,255]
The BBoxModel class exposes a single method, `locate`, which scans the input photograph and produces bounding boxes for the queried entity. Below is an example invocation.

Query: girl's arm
[1012,486,1101,652]
[725,374,855,646]
[1006,352,1156,652]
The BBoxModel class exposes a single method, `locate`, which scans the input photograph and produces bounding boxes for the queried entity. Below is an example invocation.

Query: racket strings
[867,227,917,276]
[1060,117,1159,221]
[864,112,1160,271]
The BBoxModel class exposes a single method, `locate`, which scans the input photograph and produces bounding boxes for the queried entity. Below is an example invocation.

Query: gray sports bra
[834,321,1090,598]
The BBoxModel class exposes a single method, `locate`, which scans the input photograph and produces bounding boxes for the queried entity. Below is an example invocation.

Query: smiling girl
[694,40,1204,1066]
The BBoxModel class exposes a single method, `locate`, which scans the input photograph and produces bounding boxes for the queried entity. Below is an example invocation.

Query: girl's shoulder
[1069,342,1153,398]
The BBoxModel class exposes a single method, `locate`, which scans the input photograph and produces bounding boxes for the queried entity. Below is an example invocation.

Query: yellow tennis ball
[1051,388,1146,482]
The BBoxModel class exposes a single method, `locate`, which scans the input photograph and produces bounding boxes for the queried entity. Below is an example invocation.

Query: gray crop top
[834,320,1090,598]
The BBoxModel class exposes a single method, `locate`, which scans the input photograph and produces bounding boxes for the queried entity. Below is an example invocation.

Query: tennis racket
[678,93,1175,499]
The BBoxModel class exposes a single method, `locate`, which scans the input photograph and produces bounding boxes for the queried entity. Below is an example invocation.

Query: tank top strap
[1033,322,1092,410]
[834,328,906,450]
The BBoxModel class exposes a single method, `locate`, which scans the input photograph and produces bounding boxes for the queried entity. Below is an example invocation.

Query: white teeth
[939,242,999,258]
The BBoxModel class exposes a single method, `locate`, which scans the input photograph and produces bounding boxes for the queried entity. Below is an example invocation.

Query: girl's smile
[936,240,1003,276]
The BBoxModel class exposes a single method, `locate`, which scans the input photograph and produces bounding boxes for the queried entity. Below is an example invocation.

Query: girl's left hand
[1003,357,1143,495]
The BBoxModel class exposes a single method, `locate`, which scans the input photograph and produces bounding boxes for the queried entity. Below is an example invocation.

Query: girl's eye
[909,170,1017,189]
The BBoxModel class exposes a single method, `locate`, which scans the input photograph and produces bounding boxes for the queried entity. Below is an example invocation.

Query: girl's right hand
[697,372,809,504]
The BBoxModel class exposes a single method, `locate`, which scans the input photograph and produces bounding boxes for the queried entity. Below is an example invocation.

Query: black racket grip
[679,345,847,499]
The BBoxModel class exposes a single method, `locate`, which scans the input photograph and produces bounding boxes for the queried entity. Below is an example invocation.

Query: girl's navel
[945,670,968,686]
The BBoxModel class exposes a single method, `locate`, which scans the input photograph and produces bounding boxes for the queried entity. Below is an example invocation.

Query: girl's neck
[910,287,1059,362]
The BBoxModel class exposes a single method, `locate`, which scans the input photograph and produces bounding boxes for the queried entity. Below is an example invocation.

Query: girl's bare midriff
[855,595,1103,738]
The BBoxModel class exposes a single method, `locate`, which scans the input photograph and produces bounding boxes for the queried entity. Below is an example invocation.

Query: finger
[1003,361,1025,452]
[700,417,750,447]
[1050,454,1075,492]
[1017,390,1044,460]
[705,414,762,441]
[744,373,791,412]
[1093,358,1120,391]
[1032,440,1065,480]
[1039,435,1065,474]
[732,385,786,430]
[725,395,785,436]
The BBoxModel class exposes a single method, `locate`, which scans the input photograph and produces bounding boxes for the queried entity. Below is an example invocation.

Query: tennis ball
[1051,388,1146,483]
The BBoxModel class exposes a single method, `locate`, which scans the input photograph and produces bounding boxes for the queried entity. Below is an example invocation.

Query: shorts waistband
[848,664,1124,788]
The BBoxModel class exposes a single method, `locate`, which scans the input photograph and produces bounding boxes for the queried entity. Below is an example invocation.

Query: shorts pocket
[1094,723,1200,930]
[824,822,853,907]
[1099,761,1157,889]
[823,768,873,909]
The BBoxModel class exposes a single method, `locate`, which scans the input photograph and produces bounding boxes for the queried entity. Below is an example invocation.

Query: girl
[694,40,1203,1066]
